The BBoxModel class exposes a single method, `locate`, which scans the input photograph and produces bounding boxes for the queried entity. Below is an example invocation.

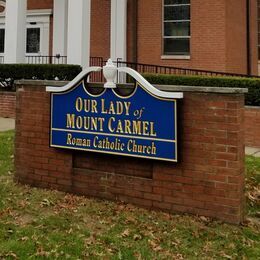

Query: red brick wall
[127,0,137,62]
[136,0,228,70]
[226,0,258,75]
[226,0,247,74]
[0,92,16,118]
[15,81,246,224]
[245,106,260,147]
[90,0,110,60]
[27,0,53,10]
[128,0,257,74]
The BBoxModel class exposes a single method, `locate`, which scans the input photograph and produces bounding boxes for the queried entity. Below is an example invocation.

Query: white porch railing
[0,55,68,64]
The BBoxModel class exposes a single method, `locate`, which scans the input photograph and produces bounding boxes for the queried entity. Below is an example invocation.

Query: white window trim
[161,55,190,60]
[26,10,51,56]
[26,25,42,55]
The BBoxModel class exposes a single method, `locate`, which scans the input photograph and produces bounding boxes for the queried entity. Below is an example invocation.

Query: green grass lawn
[0,131,259,259]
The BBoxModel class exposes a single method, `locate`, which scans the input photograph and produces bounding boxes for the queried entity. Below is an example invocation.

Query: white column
[67,0,91,69]
[53,0,68,56]
[4,0,27,63]
[111,0,127,61]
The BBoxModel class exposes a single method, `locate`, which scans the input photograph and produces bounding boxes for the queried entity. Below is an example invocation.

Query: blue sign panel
[50,82,178,162]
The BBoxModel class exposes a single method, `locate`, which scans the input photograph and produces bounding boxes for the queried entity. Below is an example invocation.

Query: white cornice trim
[27,9,53,16]
[0,9,52,18]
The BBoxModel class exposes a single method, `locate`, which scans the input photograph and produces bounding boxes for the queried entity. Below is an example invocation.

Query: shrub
[143,73,260,106]
[0,64,82,81]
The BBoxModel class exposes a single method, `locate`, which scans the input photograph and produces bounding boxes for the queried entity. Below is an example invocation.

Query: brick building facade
[0,0,258,74]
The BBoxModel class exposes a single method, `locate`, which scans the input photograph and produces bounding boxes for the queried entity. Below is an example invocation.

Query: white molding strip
[27,9,53,16]
[118,67,183,99]
[46,67,101,92]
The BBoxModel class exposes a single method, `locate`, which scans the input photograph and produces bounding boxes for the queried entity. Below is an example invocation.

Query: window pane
[164,21,190,36]
[26,28,40,53]
[0,29,4,53]
[163,0,190,56]
[164,5,190,21]
[165,0,190,5]
[164,38,190,55]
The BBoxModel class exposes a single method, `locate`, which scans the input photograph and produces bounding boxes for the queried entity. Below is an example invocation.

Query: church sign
[47,60,183,162]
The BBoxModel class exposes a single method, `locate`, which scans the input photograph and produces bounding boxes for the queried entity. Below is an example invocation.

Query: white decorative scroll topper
[46,58,183,99]
[103,59,117,89]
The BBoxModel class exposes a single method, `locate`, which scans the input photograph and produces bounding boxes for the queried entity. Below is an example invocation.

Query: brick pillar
[15,83,73,191]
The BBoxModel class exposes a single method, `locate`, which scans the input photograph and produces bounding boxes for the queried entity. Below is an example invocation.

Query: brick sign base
[245,106,260,148]
[0,91,16,118]
[15,81,246,224]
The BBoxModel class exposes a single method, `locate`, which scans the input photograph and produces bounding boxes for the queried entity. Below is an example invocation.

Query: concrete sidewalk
[245,147,260,158]
[0,117,259,157]
[0,117,15,132]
